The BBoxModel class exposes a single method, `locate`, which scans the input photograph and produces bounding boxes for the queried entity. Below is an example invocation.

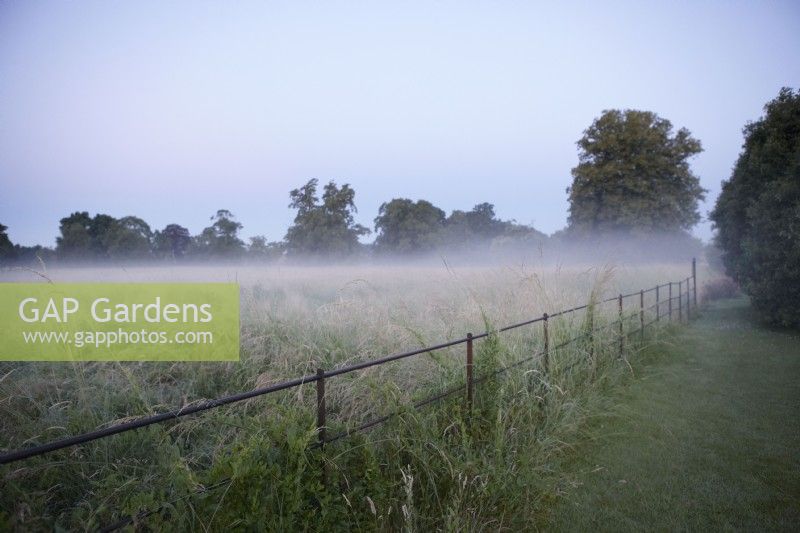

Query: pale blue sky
[1,1,798,246]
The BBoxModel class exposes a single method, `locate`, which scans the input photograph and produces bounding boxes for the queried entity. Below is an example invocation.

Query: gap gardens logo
[0,283,239,361]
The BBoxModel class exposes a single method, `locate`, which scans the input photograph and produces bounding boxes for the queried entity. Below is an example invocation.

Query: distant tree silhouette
[374,199,445,253]
[56,212,94,259]
[153,223,191,259]
[193,210,246,258]
[285,179,369,255]
[0,223,16,261]
[248,235,284,260]
[104,216,152,259]
[443,203,507,242]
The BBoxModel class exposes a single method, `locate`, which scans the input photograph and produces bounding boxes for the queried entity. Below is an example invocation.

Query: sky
[1,1,799,247]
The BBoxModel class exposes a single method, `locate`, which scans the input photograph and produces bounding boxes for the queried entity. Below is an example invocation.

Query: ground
[546,298,800,531]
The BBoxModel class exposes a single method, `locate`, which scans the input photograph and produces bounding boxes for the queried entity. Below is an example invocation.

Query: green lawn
[546,298,800,531]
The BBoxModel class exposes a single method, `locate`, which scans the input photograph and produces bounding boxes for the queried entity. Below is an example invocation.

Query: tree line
[710,87,800,327]
[1,107,711,264]
[4,90,798,329]
[0,184,547,263]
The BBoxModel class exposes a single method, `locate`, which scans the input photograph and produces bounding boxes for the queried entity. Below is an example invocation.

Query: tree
[88,214,117,257]
[491,220,547,246]
[373,199,546,253]
[0,223,15,261]
[193,210,246,257]
[56,212,94,259]
[248,236,284,260]
[104,216,152,259]
[373,199,446,253]
[710,88,800,327]
[443,202,507,242]
[13,244,55,265]
[0,223,56,265]
[153,224,191,259]
[56,212,142,260]
[285,179,370,255]
[567,109,705,235]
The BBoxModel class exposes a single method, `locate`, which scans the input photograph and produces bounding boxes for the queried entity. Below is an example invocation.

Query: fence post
[692,258,698,311]
[466,333,474,418]
[587,305,594,372]
[678,280,683,322]
[656,284,660,322]
[316,368,327,487]
[542,314,549,376]
[668,282,673,321]
[686,278,692,322]
[687,278,691,319]
[618,294,624,358]
[640,289,644,343]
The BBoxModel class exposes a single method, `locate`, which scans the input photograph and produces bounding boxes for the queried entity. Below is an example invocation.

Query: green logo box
[0,283,240,361]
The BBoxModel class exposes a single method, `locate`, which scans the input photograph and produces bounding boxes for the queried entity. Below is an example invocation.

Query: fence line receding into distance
[0,259,701,531]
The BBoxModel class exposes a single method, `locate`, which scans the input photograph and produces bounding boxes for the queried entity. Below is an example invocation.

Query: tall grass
[0,262,697,530]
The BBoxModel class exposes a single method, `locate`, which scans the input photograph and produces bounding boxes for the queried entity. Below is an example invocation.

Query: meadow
[0,260,702,531]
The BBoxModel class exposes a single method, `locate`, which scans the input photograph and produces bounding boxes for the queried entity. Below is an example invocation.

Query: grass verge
[545,297,800,531]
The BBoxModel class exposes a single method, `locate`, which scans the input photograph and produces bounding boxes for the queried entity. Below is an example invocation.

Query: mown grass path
[546,298,800,531]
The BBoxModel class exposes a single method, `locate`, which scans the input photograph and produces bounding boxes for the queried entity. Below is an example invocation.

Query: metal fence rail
[0,259,701,530]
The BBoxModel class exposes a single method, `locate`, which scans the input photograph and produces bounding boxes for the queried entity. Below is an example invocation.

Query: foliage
[703,243,725,274]
[0,223,15,261]
[104,216,153,259]
[56,212,154,260]
[442,202,508,242]
[373,200,546,254]
[192,210,246,258]
[374,198,446,252]
[567,109,705,235]
[153,223,191,259]
[248,235,285,260]
[700,277,739,302]
[284,179,370,256]
[710,87,800,327]
[87,214,117,257]
[0,223,55,266]
[11,177,553,262]
[55,211,94,259]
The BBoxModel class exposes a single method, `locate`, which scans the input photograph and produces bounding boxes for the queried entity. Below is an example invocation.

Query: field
[0,261,702,530]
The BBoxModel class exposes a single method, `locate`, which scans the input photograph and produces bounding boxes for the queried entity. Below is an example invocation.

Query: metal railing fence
[0,259,700,531]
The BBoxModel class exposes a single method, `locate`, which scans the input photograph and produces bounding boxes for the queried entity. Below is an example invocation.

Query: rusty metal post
[316,368,327,487]
[466,333,474,417]
[618,294,624,358]
[687,277,691,319]
[687,278,692,319]
[542,314,549,375]
[656,284,660,322]
[692,258,698,311]
[316,369,326,445]
[639,289,644,343]
[587,306,594,368]
[668,282,673,321]
[678,280,683,322]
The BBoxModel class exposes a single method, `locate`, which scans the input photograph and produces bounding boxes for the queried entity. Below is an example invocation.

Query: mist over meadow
[1,2,798,530]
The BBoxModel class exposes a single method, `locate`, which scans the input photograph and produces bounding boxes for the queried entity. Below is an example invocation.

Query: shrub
[710,87,800,327]
[701,277,739,303]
